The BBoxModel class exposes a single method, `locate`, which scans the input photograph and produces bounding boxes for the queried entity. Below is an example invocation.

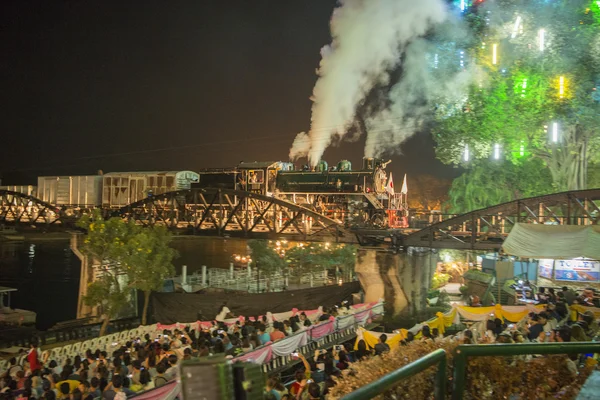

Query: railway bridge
[1,188,599,250]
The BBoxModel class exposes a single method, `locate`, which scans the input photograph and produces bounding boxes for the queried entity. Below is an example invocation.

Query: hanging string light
[464,144,470,162]
[492,44,498,65]
[559,76,565,98]
[494,143,501,160]
[511,16,522,39]
[538,29,545,51]
[552,122,559,143]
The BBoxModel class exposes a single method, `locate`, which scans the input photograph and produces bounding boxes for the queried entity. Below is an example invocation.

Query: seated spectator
[270,323,286,342]
[335,350,350,370]
[165,355,178,380]
[257,325,271,345]
[374,334,390,355]
[264,376,287,400]
[131,368,154,392]
[89,378,101,399]
[354,339,371,360]
[153,363,169,388]
[421,326,433,340]
[102,375,123,400]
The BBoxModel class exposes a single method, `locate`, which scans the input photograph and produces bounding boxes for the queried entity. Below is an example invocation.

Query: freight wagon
[101,171,199,207]
[37,176,103,207]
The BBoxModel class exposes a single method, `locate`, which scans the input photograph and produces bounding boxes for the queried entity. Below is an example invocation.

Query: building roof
[103,171,198,177]
[237,161,279,169]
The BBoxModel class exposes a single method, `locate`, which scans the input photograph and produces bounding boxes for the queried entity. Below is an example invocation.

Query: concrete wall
[355,247,436,316]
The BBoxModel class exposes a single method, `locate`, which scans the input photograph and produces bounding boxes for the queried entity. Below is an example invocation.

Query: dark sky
[0,1,458,185]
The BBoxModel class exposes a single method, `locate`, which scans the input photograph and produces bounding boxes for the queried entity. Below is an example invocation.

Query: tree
[407,174,452,211]
[285,243,357,285]
[433,0,600,191]
[445,159,553,214]
[123,226,177,325]
[77,210,137,336]
[248,240,287,292]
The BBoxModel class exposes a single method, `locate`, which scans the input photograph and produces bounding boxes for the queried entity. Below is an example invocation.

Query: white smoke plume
[290,0,449,165]
[364,39,482,157]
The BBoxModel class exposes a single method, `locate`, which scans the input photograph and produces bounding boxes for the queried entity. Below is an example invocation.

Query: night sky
[0,1,458,185]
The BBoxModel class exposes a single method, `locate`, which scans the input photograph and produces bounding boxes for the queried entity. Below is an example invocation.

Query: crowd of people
[0,302,361,400]
[0,287,597,400]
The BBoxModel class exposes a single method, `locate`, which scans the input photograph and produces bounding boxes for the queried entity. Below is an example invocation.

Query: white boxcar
[37,176,102,206]
[102,171,199,208]
[0,185,37,197]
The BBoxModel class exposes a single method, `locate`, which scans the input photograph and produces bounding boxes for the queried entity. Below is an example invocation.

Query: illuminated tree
[434,0,600,191]
[123,226,177,325]
[248,240,287,291]
[446,158,553,213]
[77,210,136,336]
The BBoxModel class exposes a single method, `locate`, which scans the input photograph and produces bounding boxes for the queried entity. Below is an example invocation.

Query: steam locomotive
[194,157,407,228]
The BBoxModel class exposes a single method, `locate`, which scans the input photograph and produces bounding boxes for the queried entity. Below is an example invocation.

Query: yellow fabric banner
[426,308,457,335]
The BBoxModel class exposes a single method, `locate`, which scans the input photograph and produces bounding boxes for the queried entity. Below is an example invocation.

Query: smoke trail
[364,39,482,157]
[290,0,448,165]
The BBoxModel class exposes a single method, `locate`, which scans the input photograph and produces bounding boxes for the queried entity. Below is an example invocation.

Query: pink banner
[353,310,371,324]
[130,381,180,400]
[310,321,334,339]
[234,345,272,364]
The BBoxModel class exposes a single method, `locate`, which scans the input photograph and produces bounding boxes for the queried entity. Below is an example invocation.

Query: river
[0,236,249,330]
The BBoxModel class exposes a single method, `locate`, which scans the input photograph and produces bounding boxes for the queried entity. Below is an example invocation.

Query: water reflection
[0,237,247,330]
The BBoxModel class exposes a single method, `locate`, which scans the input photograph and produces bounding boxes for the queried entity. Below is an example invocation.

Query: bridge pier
[71,233,97,319]
[355,247,436,316]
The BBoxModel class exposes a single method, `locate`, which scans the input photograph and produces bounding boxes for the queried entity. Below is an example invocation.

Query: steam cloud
[290,0,474,165]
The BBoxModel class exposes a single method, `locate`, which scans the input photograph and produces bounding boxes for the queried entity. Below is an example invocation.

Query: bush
[328,340,594,399]
[431,272,451,289]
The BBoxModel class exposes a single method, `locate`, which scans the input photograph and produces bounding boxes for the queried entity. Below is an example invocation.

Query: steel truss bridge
[0,188,351,243]
[395,188,600,250]
[1,188,598,249]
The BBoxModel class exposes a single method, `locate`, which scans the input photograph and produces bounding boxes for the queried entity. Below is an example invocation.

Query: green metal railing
[452,342,600,400]
[341,342,600,399]
[340,349,447,400]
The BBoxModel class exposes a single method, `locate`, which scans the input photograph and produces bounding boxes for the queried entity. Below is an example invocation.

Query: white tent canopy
[502,223,600,260]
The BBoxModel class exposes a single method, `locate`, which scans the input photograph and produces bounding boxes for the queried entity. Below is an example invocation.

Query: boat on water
[0,225,25,241]
[0,287,36,325]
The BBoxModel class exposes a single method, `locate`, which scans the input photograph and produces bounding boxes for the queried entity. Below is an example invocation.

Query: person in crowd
[130,368,154,392]
[101,375,123,400]
[354,339,371,360]
[2,358,22,380]
[561,286,577,305]
[526,314,545,341]
[421,326,434,340]
[289,370,305,398]
[335,350,350,370]
[88,378,101,399]
[264,376,287,400]
[547,287,557,303]
[270,322,286,342]
[257,325,271,345]
[27,341,42,374]
[283,320,294,336]
[153,363,168,388]
[374,334,390,355]
[165,355,178,380]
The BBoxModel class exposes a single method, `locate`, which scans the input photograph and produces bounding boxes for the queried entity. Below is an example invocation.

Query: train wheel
[370,212,386,228]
